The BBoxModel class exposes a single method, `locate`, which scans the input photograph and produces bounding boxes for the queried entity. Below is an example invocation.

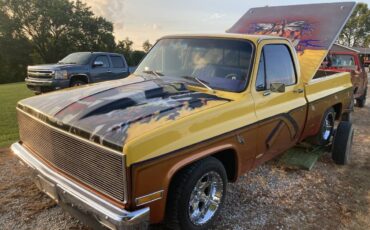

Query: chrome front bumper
[11,142,149,230]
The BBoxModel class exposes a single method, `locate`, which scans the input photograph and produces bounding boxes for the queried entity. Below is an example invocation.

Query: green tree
[116,38,135,65]
[130,50,146,66]
[1,0,116,63]
[0,1,33,83]
[143,40,153,52]
[339,3,370,47]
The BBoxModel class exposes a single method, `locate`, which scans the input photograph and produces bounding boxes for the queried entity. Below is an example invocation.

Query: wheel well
[332,103,342,120]
[169,149,238,190]
[70,75,88,85]
[212,149,238,182]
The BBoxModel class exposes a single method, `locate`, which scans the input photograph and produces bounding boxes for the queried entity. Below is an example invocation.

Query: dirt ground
[1,99,370,230]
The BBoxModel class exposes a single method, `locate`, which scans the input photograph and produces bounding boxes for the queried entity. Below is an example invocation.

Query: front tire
[70,80,87,87]
[166,157,227,230]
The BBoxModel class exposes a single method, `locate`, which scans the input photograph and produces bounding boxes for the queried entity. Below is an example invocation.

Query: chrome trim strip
[11,142,149,229]
[25,78,53,83]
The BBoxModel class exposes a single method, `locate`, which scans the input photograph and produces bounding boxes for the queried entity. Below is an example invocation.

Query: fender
[130,141,244,223]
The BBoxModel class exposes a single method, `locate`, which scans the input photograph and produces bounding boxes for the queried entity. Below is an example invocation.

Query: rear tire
[166,157,227,230]
[332,121,354,165]
[355,88,367,108]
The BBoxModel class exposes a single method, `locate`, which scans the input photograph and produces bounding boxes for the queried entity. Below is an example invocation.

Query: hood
[227,2,356,83]
[18,76,229,151]
[28,63,83,71]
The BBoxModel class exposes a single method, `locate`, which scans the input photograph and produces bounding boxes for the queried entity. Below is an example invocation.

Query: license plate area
[34,175,59,202]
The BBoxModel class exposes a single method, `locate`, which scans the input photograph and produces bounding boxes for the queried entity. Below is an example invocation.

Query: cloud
[152,23,162,30]
[81,0,125,30]
[203,12,226,22]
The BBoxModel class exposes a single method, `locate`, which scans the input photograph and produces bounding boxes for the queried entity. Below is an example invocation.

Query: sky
[82,0,370,50]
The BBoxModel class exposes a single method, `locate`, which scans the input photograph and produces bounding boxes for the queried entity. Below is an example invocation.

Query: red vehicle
[320,51,368,107]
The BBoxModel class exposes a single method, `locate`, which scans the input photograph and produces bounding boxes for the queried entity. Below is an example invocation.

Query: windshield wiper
[143,70,164,78]
[182,75,215,93]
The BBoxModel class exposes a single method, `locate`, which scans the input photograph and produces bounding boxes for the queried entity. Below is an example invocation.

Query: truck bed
[301,72,353,140]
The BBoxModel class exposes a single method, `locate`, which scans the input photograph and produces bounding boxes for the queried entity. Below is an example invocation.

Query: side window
[94,56,110,68]
[110,56,126,68]
[256,51,266,91]
[264,45,296,88]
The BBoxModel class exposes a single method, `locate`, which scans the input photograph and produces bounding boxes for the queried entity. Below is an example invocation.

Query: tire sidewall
[344,126,354,164]
[177,159,227,230]
[332,121,354,165]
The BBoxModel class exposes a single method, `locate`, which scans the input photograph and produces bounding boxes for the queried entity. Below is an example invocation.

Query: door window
[110,56,126,68]
[256,44,296,91]
[94,56,110,68]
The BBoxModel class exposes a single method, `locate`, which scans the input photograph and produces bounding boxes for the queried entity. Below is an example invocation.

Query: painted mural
[227,2,356,83]
[18,76,229,151]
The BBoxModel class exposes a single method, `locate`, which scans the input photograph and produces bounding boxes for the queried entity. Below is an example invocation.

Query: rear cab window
[256,44,296,91]
[110,56,126,68]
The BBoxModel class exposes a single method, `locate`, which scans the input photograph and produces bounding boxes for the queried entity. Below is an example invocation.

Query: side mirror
[93,61,104,67]
[270,82,286,93]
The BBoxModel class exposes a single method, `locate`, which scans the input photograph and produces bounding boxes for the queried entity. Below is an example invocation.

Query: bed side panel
[301,72,353,140]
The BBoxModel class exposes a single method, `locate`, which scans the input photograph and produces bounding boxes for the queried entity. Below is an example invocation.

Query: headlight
[54,70,68,80]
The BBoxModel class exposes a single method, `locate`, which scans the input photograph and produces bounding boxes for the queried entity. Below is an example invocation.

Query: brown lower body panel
[130,88,353,224]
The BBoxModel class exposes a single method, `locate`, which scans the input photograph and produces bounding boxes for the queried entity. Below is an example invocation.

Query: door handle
[293,88,304,94]
[263,91,271,96]
[107,70,112,73]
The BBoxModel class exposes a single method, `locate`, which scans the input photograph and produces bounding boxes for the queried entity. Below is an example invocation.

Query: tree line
[0,0,153,84]
[0,0,369,84]
[338,3,370,48]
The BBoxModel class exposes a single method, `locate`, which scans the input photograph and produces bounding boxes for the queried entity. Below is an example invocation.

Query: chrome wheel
[322,112,334,141]
[188,171,224,226]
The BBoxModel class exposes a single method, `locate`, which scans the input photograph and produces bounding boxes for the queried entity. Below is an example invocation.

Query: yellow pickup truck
[11,2,356,230]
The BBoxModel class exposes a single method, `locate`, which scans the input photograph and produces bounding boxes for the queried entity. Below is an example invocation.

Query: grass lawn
[0,82,33,148]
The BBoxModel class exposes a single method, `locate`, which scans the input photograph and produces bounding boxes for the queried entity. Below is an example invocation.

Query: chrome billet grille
[17,109,127,202]
[28,70,54,79]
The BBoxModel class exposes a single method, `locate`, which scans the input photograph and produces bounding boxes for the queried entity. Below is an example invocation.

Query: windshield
[329,54,356,69]
[135,38,254,92]
[59,52,91,65]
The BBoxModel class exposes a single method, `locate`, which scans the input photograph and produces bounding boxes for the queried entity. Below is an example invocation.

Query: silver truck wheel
[166,157,227,230]
[322,111,335,141]
[188,171,224,226]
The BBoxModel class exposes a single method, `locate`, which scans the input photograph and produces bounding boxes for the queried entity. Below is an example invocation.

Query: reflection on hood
[19,76,229,151]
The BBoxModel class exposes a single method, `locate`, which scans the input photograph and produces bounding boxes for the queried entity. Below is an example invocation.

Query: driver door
[252,40,307,166]
[91,55,113,82]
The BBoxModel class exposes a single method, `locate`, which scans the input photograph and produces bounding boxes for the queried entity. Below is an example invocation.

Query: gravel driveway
[1,101,370,230]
